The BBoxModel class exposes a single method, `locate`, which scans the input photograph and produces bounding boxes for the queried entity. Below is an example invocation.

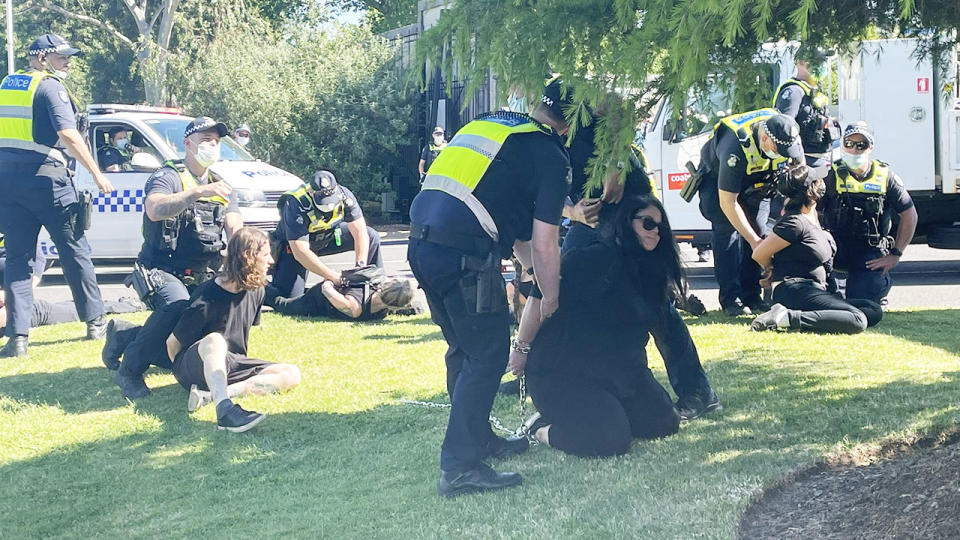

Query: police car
[39,104,304,260]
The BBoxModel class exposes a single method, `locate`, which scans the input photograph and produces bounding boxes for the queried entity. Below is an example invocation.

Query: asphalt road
[34,232,960,311]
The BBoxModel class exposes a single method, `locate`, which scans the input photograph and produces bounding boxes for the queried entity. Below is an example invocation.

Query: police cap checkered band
[762,114,804,161]
[541,75,571,120]
[184,116,228,138]
[843,121,875,147]
[28,34,81,57]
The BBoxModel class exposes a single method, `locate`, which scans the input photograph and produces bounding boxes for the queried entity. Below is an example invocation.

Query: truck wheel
[927,224,960,249]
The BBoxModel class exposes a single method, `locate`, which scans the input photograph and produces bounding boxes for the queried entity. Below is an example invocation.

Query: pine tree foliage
[416,0,960,189]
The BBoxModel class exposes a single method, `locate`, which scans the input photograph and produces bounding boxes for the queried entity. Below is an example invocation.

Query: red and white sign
[668,172,690,190]
[917,77,930,94]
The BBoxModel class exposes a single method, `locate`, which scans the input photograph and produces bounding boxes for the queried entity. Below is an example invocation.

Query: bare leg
[534,425,551,446]
[198,333,231,406]
[226,364,301,397]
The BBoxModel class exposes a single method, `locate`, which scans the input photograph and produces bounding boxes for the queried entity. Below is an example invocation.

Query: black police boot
[744,298,771,314]
[0,336,28,358]
[437,463,522,498]
[101,319,138,371]
[722,300,751,317]
[114,369,151,399]
[86,316,108,340]
[675,388,722,421]
[497,378,521,396]
[485,434,529,460]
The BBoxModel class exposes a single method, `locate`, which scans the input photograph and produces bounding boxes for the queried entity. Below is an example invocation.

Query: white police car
[39,104,303,260]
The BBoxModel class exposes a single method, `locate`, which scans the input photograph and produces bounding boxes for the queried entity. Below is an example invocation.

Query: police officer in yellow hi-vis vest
[696,109,804,316]
[0,34,115,358]
[821,122,917,304]
[418,126,447,180]
[266,169,381,301]
[104,117,243,399]
[408,82,571,496]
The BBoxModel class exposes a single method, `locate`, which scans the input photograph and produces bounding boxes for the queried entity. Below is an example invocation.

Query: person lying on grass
[265,276,415,321]
[751,164,882,334]
[166,227,301,433]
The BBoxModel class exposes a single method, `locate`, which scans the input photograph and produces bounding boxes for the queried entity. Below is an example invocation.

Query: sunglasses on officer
[632,213,662,232]
[843,139,871,151]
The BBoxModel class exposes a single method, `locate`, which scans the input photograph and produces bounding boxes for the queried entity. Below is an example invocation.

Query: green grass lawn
[1,309,958,539]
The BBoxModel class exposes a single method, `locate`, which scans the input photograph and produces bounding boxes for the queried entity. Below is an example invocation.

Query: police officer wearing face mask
[234,124,251,148]
[98,126,138,172]
[418,126,447,181]
[105,116,244,399]
[267,169,381,300]
[0,33,115,357]
[696,110,805,316]
[821,122,917,304]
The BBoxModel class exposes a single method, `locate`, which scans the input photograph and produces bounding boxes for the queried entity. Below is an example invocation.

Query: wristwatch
[889,247,903,257]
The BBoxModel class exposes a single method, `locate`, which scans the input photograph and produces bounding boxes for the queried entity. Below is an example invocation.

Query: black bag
[341,264,387,288]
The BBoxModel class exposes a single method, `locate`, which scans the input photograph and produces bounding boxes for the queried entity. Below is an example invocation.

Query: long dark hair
[603,194,686,307]
[776,163,822,212]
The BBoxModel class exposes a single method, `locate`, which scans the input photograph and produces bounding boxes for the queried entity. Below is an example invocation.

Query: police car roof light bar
[87,103,183,115]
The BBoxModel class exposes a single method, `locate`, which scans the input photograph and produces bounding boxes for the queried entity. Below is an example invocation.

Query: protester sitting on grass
[751,164,882,334]
[510,194,681,457]
[166,227,301,432]
[266,276,414,321]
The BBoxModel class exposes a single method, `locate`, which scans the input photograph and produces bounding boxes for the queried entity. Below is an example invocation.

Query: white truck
[39,104,304,260]
[642,38,960,249]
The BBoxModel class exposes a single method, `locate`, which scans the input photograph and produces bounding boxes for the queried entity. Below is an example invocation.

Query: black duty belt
[409,223,494,256]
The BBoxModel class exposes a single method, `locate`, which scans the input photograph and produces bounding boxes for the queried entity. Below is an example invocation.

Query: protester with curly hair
[166,227,301,432]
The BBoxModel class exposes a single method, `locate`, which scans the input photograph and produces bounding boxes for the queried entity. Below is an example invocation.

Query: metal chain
[397,398,517,436]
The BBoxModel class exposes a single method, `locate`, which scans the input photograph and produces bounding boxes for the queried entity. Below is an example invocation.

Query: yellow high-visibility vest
[0,70,74,164]
[278,185,344,233]
[715,108,788,177]
[832,160,889,196]
[773,78,830,110]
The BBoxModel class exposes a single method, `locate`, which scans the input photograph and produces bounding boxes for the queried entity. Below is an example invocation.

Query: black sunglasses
[633,215,662,232]
[843,139,871,151]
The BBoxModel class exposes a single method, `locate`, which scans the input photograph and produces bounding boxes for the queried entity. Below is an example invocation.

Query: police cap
[843,121,875,147]
[541,75,573,122]
[28,34,82,58]
[310,170,343,209]
[185,116,228,138]
[762,115,804,161]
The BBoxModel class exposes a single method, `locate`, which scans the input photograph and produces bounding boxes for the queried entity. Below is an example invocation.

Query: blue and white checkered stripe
[94,189,144,213]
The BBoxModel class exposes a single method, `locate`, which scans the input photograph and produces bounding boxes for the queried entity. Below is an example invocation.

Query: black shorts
[173,341,274,391]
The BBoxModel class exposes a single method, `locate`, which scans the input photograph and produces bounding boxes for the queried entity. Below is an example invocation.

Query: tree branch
[37,1,135,48]
[146,4,166,36]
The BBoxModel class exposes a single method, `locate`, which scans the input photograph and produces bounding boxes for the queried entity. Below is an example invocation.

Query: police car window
[93,124,161,172]
[143,118,255,162]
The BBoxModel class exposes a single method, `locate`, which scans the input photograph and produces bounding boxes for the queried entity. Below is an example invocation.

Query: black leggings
[526,370,680,457]
[773,279,882,334]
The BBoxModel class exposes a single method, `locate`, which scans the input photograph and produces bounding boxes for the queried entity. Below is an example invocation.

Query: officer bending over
[696,110,804,316]
[106,117,242,399]
[269,170,381,299]
[408,85,570,496]
[0,33,114,358]
[821,122,917,304]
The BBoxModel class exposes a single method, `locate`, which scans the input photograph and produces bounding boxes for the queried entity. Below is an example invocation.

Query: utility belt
[410,223,505,314]
[123,260,216,303]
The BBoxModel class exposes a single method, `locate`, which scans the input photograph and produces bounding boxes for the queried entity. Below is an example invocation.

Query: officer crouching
[821,122,917,304]
[0,33,114,358]
[105,117,242,398]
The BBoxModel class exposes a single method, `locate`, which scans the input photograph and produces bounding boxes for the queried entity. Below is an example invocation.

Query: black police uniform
[0,74,105,341]
[115,162,239,385]
[420,141,446,173]
[270,185,381,298]
[97,144,131,171]
[774,79,837,177]
[821,161,914,303]
[407,111,569,475]
[270,281,388,321]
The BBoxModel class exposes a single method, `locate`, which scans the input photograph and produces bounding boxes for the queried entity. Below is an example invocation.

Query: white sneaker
[187,384,212,412]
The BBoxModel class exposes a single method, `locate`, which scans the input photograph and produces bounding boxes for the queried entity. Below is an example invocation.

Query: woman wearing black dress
[517,194,681,457]
[751,165,882,334]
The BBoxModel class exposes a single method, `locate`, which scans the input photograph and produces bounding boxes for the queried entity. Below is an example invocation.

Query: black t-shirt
[410,127,570,253]
[172,280,264,358]
[324,284,387,321]
[276,186,363,243]
[821,162,915,247]
[709,126,776,195]
[771,212,836,284]
[138,166,240,268]
[0,76,76,164]
[420,142,445,170]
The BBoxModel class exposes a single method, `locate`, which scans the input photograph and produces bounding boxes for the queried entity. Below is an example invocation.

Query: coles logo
[668,172,690,190]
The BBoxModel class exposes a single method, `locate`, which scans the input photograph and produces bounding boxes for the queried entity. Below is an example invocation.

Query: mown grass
[1,309,958,539]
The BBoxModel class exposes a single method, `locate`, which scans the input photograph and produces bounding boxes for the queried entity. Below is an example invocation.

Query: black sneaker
[751,303,790,332]
[437,463,522,497]
[216,403,266,433]
[722,301,751,317]
[86,316,108,340]
[101,319,137,371]
[114,370,151,399]
[676,389,722,421]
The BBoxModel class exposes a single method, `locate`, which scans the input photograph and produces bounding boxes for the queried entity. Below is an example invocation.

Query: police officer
[0,33,114,358]
[822,122,917,304]
[107,116,242,398]
[269,170,381,299]
[696,109,804,316]
[98,126,137,172]
[407,83,571,496]
[234,124,251,148]
[417,126,447,181]
[773,49,841,180]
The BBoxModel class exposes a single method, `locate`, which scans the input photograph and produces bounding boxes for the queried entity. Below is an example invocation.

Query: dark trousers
[0,298,142,334]
[268,284,326,317]
[118,269,192,375]
[270,223,383,298]
[837,246,893,303]
[527,369,680,457]
[563,223,712,400]
[773,279,882,334]
[0,167,104,337]
[408,238,510,473]
[709,200,769,309]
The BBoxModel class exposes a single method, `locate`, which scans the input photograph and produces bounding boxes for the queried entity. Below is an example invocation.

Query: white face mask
[193,141,221,168]
[116,138,128,150]
[51,69,68,79]
[842,150,871,170]
[763,146,781,160]
[433,135,444,144]
[235,136,249,147]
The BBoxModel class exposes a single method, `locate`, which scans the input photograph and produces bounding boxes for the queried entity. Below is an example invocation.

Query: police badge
[727,154,739,168]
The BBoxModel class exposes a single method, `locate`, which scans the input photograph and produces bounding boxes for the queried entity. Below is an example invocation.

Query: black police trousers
[407,237,510,474]
[117,268,194,376]
[0,164,104,337]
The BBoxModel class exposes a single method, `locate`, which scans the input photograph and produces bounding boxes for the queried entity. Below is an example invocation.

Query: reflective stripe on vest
[833,160,889,195]
[772,78,830,110]
[0,70,70,164]
[161,161,229,206]
[715,108,788,176]
[280,185,344,233]
[422,114,548,241]
[429,142,446,152]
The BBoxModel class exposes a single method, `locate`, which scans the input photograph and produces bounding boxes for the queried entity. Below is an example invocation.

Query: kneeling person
[166,227,301,432]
